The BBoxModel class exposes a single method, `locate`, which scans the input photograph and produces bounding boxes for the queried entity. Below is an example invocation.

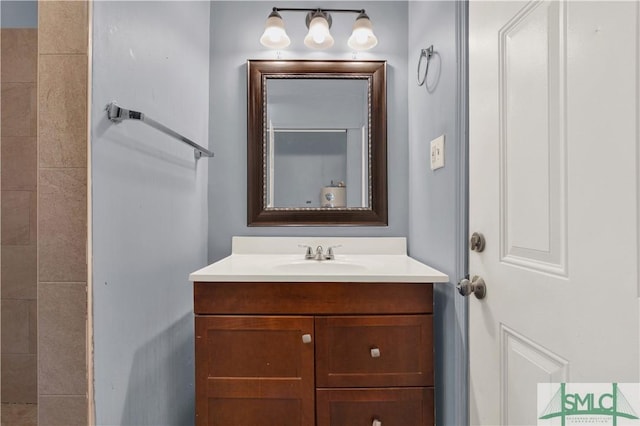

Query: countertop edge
[189,274,450,283]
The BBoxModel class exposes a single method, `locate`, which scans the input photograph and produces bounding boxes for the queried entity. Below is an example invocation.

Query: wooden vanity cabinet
[194,282,434,426]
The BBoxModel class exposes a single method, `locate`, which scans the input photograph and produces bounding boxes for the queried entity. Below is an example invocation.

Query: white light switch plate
[430,135,445,170]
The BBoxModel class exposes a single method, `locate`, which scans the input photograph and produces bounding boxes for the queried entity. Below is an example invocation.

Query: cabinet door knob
[370,347,381,358]
[372,419,382,426]
[301,334,312,344]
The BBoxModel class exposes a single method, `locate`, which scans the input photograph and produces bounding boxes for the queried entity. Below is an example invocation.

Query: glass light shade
[260,12,291,49]
[304,16,334,49]
[347,14,378,51]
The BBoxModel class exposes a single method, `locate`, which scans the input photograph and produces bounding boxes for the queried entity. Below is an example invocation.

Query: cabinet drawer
[315,315,433,387]
[316,388,434,426]
[194,282,433,315]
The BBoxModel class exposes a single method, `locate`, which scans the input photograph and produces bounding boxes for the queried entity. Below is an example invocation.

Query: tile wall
[1,27,38,426]
[3,3,91,424]
[37,1,89,424]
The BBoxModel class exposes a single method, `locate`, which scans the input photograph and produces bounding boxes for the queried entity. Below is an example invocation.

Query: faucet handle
[298,244,314,259]
[325,245,342,260]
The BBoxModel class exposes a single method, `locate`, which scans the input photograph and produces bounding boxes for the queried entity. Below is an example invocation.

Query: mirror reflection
[266,78,369,208]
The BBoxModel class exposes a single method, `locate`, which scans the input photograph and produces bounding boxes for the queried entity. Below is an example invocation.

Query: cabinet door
[195,316,315,426]
[316,388,434,426]
[316,315,433,387]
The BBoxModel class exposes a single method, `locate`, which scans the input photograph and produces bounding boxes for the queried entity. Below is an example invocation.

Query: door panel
[469,1,639,424]
[498,0,567,275]
[501,325,569,425]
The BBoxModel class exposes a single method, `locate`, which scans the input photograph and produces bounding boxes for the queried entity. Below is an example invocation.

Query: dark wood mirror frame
[247,60,387,226]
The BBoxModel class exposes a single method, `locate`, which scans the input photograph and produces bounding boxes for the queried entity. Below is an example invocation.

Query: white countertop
[189,237,449,283]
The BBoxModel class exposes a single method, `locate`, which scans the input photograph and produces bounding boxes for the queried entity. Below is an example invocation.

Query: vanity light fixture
[260,7,378,51]
[260,9,291,49]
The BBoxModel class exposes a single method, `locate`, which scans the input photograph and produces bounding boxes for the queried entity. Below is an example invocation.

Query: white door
[468,1,639,424]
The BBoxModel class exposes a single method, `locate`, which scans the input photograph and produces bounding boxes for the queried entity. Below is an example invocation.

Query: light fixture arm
[271,7,366,15]
[271,7,368,29]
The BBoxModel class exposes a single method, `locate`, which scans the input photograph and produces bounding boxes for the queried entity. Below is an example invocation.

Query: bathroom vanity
[190,237,448,426]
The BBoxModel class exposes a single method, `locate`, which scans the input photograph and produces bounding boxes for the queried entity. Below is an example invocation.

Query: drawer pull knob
[302,334,312,344]
[372,419,382,426]
[370,347,381,358]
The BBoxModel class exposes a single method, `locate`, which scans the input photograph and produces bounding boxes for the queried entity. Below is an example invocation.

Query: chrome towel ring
[417,45,434,86]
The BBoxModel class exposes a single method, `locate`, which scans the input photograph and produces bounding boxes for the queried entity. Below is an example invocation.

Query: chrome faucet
[298,244,341,261]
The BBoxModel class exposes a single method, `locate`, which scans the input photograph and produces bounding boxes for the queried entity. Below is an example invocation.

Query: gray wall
[408,2,468,425]
[1,1,37,28]
[91,2,210,424]
[87,2,467,424]
[268,78,368,128]
[208,1,409,261]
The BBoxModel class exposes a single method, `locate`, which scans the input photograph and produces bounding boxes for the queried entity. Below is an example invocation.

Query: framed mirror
[247,60,387,226]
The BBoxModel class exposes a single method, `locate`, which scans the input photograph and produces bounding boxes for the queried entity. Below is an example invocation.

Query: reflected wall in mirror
[247,60,387,226]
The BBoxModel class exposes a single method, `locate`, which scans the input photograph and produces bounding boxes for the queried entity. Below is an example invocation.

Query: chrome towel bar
[106,101,214,159]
